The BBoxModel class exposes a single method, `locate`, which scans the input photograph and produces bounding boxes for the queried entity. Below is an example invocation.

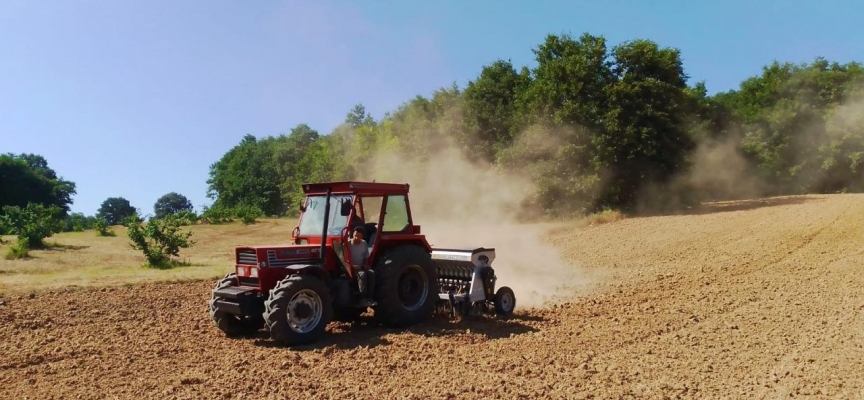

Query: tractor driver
[348,202,365,236]
[349,226,376,307]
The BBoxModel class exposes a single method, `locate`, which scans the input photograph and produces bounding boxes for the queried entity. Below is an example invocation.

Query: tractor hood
[235,245,323,268]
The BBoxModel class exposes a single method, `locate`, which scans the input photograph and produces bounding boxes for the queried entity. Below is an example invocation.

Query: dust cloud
[666,87,864,208]
[357,146,596,308]
[635,131,769,214]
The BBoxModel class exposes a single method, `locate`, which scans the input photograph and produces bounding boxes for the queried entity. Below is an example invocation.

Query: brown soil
[1,194,863,399]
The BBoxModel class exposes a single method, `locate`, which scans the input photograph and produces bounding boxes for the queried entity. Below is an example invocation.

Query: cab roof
[301,181,410,196]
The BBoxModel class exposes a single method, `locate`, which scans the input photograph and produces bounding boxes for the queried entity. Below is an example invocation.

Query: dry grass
[546,209,627,235]
[583,209,625,226]
[0,218,298,294]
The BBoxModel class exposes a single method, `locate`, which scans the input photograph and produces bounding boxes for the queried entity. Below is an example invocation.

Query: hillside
[1,194,863,398]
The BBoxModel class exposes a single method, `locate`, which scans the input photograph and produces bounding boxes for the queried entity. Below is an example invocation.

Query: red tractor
[208,181,516,346]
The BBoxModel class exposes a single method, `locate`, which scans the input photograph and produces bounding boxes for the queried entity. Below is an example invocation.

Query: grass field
[0,218,301,293]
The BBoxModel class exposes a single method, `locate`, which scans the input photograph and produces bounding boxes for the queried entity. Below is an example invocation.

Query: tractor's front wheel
[209,273,264,337]
[373,245,438,328]
[263,274,333,346]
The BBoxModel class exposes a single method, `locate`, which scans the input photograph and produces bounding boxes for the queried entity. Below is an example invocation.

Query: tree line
[4,31,864,242]
[207,32,864,218]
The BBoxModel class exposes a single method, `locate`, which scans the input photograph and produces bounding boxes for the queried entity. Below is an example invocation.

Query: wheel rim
[500,291,514,312]
[398,265,429,312]
[286,289,323,334]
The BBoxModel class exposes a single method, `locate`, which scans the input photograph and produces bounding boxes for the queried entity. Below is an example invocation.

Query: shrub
[63,213,96,232]
[5,241,29,260]
[172,210,199,226]
[234,203,264,225]
[0,203,64,250]
[585,209,625,226]
[200,204,234,225]
[125,213,195,268]
[94,217,116,237]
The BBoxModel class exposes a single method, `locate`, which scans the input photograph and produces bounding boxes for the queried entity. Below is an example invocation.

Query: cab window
[382,195,410,232]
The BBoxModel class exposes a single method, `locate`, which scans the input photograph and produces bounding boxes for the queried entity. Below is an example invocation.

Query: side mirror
[340,199,352,216]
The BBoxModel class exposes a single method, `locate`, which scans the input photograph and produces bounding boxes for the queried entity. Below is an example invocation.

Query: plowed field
[1,194,863,399]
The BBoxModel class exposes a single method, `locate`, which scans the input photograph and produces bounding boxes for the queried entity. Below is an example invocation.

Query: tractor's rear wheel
[208,273,264,337]
[373,245,438,328]
[263,274,333,346]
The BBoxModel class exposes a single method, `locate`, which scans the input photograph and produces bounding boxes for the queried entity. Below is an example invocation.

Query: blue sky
[2,0,862,216]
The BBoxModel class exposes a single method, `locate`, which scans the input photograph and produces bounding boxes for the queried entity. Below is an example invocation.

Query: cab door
[332,197,357,279]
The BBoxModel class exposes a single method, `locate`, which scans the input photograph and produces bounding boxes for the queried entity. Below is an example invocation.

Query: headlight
[250,267,258,278]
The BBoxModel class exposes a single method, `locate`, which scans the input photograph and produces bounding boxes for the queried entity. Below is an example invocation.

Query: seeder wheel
[493,286,515,316]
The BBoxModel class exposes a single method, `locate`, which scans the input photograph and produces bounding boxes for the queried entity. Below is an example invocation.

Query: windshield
[297,194,353,236]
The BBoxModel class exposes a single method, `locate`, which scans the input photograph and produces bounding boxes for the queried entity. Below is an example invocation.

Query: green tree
[126,213,195,268]
[97,197,138,225]
[462,59,532,160]
[63,212,97,232]
[520,33,615,129]
[716,58,864,194]
[0,153,76,216]
[207,134,284,215]
[154,192,193,218]
[345,103,376,128]
[595,39,695,210]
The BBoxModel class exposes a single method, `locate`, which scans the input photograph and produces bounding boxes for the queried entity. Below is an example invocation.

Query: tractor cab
[290,182,426,273]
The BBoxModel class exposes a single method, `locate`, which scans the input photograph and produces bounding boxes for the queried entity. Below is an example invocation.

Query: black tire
[208,273,264,337]
[494,286,516,316]
[372,245,438,328]
[263,274,333,346]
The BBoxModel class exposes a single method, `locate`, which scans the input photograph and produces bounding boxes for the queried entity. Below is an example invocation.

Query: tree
[154,192,193,218]
[521,33,615,129]
[345,103,375,128]
[208,124,343,217]
[207,134,284,216]
[462,59,532,161]
[717,58,864,194]
[595,39,695,210]
[0,153,77,216]
[63,212,97,232]
[126,213,195,268]
[97,197,137,225]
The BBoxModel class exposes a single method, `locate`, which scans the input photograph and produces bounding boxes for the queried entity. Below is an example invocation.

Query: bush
[200,204,234,225]
[94,217,116,237]
[0,203,64,250]
[172,210,199,226]
[125,213,195,268]
[234,203,263,225]
[5,241,29,260]
[63,213,96,232]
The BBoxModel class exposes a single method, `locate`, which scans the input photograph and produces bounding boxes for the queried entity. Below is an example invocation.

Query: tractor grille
[237,249,257,265]
[266,250,318,267]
